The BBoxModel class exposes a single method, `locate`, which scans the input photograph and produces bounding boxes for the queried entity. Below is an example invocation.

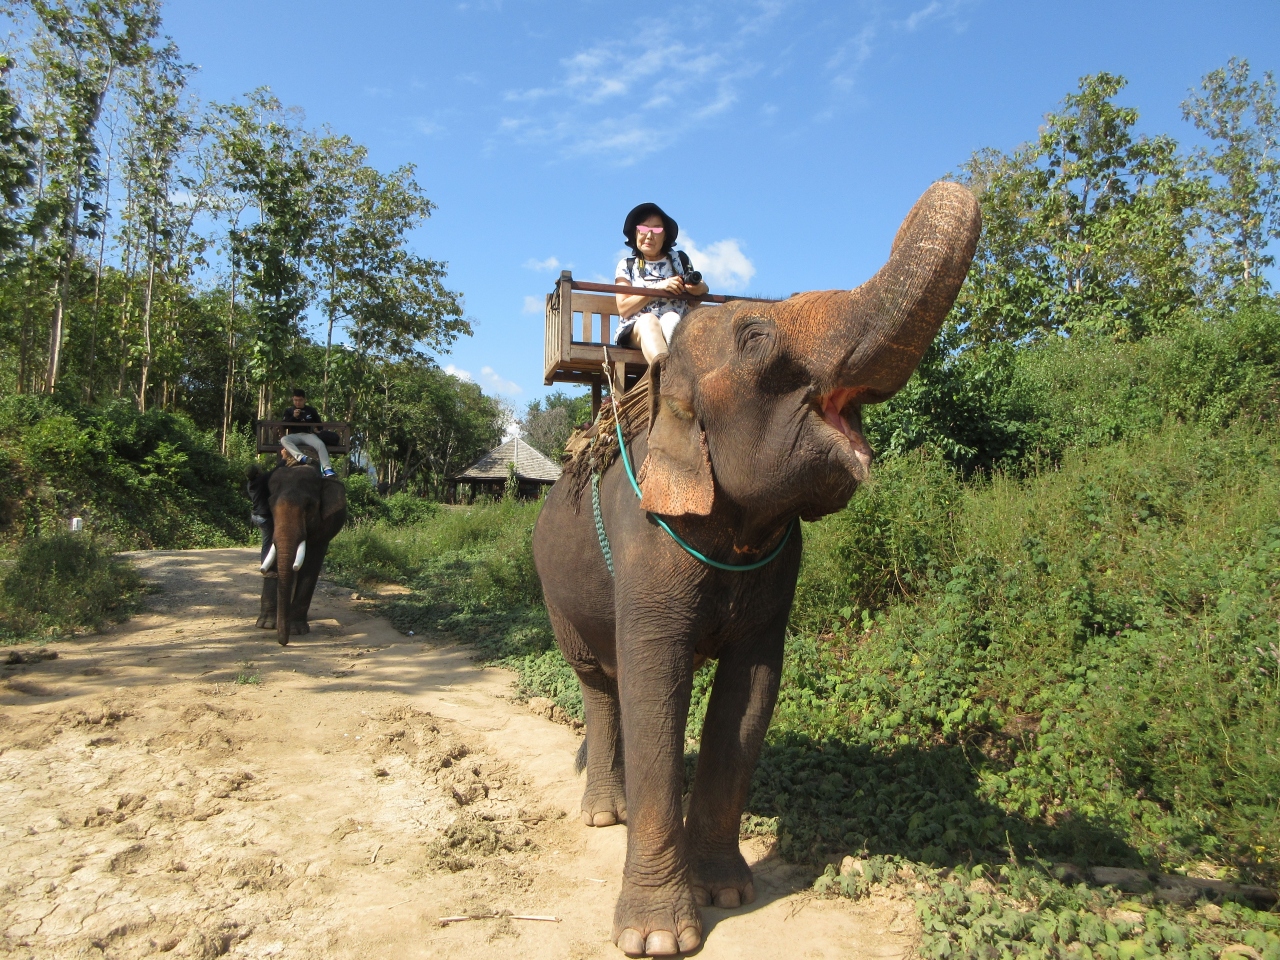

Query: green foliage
[867,302,1280,475]
[817,858,1280,960]
[0,532,145,638]
[340,472,440,526]
[0,393,251,548]
[1182,58,1280,302]
[781,421,1280,876]
[954,72,1201,344]
[522,389,593,460]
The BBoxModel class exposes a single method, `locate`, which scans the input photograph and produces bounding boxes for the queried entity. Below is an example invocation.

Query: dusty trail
[0,548,916,959]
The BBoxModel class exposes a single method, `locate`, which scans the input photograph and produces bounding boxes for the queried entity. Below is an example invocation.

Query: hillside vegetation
[0,394,254,550]
[327,304,1280,959]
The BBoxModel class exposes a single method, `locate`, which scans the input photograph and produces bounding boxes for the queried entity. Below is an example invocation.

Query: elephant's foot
[581,776,627,827]
[288,620,309,635]
[612,875,701,957]
[689,846,756,909]
[257,616,276,630]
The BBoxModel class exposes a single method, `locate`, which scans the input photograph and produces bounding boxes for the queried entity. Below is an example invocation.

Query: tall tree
[1182,58,1279,302]
[209,89,315,418]
[953,73,1200,344]
[20,0,161,392]
[0,55,35,260]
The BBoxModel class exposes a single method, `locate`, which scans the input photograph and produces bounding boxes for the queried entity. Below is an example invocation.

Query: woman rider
[613,203,708,364]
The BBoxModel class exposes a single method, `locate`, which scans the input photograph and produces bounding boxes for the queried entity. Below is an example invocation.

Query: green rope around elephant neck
[597,415,795,574]
[591,473,615,577]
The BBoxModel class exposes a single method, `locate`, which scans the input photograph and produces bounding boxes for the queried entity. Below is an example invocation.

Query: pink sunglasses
[635,225,665,234]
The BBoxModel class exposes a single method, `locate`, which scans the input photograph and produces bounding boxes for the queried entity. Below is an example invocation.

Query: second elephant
[250,463,347,645]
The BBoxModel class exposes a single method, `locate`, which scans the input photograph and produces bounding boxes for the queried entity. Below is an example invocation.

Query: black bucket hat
[623,202,678,255]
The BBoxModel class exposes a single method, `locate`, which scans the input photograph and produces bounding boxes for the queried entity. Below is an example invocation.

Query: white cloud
[522,295,543,314]
[480,366,522,395]
[523,256,561,271]
[495,22,755,164]
[445,363,523,396]
[680,237,756,293]
[897,0,968,32]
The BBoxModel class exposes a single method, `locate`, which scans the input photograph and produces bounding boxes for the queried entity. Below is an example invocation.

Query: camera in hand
[683,270,703,286]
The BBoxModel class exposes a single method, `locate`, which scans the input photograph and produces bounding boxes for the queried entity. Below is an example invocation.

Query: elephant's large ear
[637,354,714,517]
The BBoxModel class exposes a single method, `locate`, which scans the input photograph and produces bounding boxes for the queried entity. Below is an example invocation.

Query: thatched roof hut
[448,436,561,502]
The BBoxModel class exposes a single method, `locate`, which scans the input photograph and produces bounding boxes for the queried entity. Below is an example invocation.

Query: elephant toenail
[714,888,741,908]
[677,926,702,952]
[592,811,617,826]
[742,881,756,904]
[691,885,711,907]
[645,930,679,955]
[617,929,646,956]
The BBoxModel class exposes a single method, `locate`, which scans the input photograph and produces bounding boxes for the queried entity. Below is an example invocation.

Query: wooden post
[591,379,602,420]
[614,359,629,400]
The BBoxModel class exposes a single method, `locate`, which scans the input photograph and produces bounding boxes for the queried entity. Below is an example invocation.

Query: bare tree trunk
[138,250,155,412]
[220,261,237,454]
[85,124,115,402]
[46,62,115,394]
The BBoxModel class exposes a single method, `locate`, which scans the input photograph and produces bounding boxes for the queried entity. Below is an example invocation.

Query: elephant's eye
[735,316,776,360]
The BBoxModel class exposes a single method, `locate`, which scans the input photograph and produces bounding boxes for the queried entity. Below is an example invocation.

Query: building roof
[451,436,562,483]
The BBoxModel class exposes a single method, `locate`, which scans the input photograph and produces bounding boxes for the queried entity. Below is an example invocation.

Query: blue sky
[163,0,1279,408]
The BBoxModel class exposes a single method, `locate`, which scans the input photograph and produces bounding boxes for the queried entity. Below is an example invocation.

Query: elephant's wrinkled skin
[250,463,347,645]
[531,182,981,957]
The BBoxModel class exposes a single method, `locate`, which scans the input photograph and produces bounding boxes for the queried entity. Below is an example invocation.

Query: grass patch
[234,659,261,685]
[0,532,147,642]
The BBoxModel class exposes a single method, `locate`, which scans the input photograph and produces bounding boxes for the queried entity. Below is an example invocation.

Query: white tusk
[293,540,307,570]
[260,543,277,573]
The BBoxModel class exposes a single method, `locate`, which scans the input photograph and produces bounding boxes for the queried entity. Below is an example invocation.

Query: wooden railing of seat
[543,270,775,417]
[255,421,352,456]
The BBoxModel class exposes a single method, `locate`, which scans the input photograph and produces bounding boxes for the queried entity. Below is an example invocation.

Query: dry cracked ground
[0,548,917,959]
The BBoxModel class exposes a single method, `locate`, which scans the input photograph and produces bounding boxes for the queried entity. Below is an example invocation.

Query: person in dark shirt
[282,389,321,431]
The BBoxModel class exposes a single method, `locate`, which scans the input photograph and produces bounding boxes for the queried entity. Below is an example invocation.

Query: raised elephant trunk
[794,181,982,405]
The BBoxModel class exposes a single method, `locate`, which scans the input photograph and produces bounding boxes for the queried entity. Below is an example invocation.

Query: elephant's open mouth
[816,388,873,481]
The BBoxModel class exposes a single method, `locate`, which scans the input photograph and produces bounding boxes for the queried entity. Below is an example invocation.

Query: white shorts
[615,310,685,346]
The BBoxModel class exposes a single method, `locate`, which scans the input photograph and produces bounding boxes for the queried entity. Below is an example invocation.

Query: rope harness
[591,355,795,578]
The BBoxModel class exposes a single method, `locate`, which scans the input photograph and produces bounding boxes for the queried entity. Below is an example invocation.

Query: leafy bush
[867,302,1280,476]
[0,394,252,549]
[0,533,146,638]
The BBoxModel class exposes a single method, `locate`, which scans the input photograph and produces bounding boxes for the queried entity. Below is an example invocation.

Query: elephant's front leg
[684,628,784,909]
[287,542,330,635]
[257,572,278,629]
[614,621,701,957]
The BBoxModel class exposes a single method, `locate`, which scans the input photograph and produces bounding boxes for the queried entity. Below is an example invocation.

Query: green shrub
[0,533,146,638]
[384,491,439,526]
[0,394,251,549]
[342,473,387,523]
[867,302,1280,476]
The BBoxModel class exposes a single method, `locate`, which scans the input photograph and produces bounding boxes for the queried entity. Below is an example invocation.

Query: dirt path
[0,548,916,959]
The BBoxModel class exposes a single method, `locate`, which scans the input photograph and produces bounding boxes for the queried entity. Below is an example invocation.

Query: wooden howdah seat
[543,270,775,418]
[254,420,352,456]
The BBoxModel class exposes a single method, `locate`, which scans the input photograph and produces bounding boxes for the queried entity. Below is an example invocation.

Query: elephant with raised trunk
[248,463,347,645]
[532,182,981,956]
